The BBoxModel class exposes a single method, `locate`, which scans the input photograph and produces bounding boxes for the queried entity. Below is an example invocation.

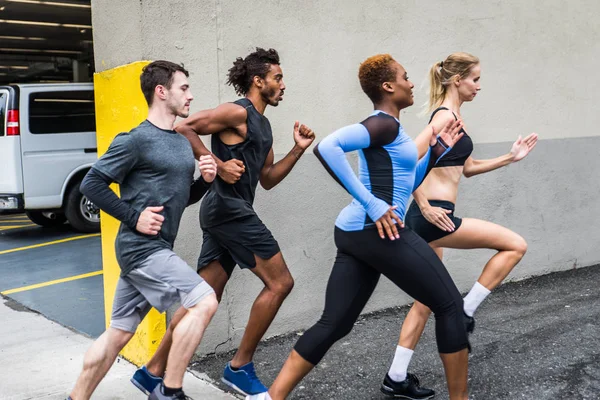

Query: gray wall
[92,0,600,355]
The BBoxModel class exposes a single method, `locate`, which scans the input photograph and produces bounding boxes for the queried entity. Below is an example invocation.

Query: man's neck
[147,106,177,130]
[246,92,268,115]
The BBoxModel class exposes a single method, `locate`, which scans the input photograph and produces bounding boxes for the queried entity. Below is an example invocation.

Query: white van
[0,83,100,232]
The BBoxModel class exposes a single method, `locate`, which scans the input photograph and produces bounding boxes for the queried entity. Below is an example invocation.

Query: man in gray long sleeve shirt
[69,61,218,400]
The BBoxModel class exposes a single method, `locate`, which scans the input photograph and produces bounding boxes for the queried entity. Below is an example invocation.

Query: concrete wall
[91,0,600,355]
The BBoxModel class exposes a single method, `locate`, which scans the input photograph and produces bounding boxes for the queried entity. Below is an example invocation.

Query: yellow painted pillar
[94,61,166,366]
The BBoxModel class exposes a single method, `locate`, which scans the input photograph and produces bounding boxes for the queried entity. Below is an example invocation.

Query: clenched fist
[199,155,217,183]
[136,206,164,235]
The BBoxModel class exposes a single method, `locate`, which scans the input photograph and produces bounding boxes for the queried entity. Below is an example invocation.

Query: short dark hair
[140,60,189,106]
[226,48,280,96]
[358,54,397,103]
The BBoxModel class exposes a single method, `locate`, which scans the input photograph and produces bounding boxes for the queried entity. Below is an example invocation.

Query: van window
[0,91,7,137]
[29,90,95,134]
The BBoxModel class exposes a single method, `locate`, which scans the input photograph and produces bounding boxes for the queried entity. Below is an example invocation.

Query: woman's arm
[463,133,538,178]
[314,123,403,240]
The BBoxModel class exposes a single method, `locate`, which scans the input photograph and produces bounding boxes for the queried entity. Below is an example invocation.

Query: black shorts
[197,214,281,276]
[405,200,462,243]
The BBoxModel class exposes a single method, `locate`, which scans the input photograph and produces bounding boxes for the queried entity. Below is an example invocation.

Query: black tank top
[430,107,473,168]
[200,98,273,227]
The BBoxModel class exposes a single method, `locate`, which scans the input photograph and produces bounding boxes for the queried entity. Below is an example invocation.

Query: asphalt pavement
[193,264,600,399]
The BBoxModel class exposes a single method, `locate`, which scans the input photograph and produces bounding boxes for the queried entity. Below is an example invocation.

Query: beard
[263,86,281,107]
[169,100,189,118]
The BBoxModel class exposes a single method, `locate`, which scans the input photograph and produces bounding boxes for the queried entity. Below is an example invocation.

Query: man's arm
[259,121,315,190]
[175,103,247,183]
[188,155,217,205]
[80,169,164,235]
[88,133,164,235]
[175,103,247,159]
[80,168,140,230]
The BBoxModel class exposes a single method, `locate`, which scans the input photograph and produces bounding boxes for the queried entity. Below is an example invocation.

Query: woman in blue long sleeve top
[246,54,470,400]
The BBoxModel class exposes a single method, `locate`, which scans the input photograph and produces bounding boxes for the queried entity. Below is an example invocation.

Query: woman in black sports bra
[380,52,538,398]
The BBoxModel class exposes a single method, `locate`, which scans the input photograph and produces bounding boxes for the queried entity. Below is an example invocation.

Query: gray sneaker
[148,384,192,400]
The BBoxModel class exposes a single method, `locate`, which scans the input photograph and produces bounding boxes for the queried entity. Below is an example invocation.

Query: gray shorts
[110,249,214,333]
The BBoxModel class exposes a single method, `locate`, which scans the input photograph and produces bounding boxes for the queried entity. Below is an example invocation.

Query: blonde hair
[427,52,479,112]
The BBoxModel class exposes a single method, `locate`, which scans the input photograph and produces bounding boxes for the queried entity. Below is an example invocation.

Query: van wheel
[65,183,101,233]
[26,211,67,228]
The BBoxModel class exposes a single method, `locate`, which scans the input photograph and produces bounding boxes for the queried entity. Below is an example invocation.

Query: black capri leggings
[294,226,468,365]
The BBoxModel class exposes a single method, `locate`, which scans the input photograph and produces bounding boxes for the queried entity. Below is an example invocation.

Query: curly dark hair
[140,60,189,106]
[227,48,280,96]
[358,54,397,103]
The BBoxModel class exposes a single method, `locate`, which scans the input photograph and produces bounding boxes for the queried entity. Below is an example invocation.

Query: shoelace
[406,373,422,388]
[245,365,262,384]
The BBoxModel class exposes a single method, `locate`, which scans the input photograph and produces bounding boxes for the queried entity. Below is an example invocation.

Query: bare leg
[440,349,469,400]
[146,306,186,377]
[70,327,134,400]
[266,252,379,399]
[432,218,528,290]
[268,350,314,400]
[230,252,294,368]
[163,293,219,388]
[146,260,229,377]
[397,218,527,349]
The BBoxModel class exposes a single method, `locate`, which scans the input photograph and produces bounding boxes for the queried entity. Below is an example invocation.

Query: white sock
[246,393,271,400]
[463,281,491,317]
[388,346,414,382]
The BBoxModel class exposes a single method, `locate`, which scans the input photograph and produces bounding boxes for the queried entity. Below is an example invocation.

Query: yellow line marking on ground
[0,222,33,226]
[0,233,100,254]
[0,224,37,230]
[1,270,103,295]
[0,219,31,223]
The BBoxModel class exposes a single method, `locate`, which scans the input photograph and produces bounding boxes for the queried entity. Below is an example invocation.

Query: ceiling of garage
[0,0,93,85]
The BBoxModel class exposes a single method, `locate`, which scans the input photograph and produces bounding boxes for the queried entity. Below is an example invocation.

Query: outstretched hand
[293,121,316,150]
[430,118,464,147]
[510,133,538,162]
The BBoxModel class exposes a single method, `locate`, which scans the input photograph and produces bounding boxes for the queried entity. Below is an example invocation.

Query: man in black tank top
[136,48,316,396]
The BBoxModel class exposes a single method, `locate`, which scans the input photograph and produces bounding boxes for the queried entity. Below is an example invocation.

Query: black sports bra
[430,107,473,168]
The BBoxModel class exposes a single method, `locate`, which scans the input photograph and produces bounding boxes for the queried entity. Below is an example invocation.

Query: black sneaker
[380,373,435,399]
[148,384,192,400]
[463,312,475,352]
[463,312,475,333]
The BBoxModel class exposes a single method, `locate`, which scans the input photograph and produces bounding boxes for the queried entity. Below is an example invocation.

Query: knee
[411,301,433,319]
[85,328,132,367]
[270,274,294,297]
[512,236,528,259]
[202,293,219,316]
[315,318,353,344]
[190,293,219,319]
[431,297,463,320]
[107,327,135,348]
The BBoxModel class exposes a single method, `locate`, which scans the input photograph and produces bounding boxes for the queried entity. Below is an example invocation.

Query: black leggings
[294,226,468,365]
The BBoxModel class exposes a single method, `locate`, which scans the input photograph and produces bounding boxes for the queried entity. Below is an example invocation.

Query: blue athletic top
[314,111,450,231]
